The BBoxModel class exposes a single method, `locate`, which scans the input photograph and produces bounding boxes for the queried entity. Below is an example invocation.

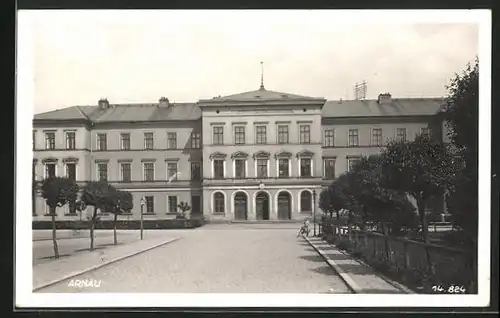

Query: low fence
[320,222,476,294]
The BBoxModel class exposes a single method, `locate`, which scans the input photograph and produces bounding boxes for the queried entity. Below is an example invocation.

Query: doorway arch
[255,191,270,220]
[276,191,292,220]
[233,191,248,220]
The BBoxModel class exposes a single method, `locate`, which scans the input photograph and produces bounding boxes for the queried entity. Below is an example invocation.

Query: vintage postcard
[15,9,491,308]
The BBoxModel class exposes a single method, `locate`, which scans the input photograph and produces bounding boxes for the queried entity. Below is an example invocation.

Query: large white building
[32,83,448,222]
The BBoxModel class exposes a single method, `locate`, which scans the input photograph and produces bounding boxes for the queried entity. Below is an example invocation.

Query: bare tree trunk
[113,213,117,245]
[416,196,429,243]
[50,206,59,259]
[417,195,434,274]
[381,222,390,261]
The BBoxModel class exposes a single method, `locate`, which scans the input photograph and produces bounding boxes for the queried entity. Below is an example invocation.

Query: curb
[307,237,415,294]
[33,237,180,291]
[329,242,416,294]
[305,236,361,294]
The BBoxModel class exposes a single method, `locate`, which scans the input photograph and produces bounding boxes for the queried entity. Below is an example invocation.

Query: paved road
[37,224,352,293]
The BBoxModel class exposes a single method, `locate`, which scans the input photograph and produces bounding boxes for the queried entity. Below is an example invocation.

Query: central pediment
[198,86,326,107]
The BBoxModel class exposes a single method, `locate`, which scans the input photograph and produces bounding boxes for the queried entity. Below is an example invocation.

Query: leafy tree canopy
[41,177,79,209]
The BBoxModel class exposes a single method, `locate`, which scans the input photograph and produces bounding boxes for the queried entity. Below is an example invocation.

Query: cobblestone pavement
[37,226,352,293]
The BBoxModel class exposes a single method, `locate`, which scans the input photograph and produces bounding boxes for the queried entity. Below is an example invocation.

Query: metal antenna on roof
[260,61,265,90]
[353,81,367,100]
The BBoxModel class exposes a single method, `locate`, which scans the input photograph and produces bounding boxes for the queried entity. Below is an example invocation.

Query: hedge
[32,218,205,230]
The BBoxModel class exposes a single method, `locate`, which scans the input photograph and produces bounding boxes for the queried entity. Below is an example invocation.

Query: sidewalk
[33,234,180,291]
[306,236,413,294]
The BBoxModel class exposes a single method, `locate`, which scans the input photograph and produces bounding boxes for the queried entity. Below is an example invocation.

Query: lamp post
[313,189,317,236]
[140,197,145,240]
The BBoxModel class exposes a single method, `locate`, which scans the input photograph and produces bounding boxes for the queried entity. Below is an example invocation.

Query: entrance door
[277,192,291,220]
[234,192,248,220]
[255,192,270,220]
[191,195,202,216]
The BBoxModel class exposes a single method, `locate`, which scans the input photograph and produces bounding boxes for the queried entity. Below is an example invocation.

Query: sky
[22,10,480,114]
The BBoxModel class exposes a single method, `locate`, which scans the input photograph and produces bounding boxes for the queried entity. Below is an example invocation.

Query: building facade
[32,85,446,222]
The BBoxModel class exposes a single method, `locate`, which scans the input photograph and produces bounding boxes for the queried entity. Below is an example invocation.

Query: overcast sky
[23,10,479,114]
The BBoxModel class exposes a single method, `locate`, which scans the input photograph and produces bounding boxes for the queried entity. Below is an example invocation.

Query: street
[36,224,352,293]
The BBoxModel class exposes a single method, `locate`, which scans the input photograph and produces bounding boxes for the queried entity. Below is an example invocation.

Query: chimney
[378,93,392,104]
[159,97,170,107]
[98,98,109,109]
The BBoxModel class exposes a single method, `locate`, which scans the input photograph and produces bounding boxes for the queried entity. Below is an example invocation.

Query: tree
[79,181,116,251]
[177,201,191,219]
[345,155,417,234]
[40,177,79,258]
[442,58,479,244]
[105,190,133,245]
[380,134,458,243]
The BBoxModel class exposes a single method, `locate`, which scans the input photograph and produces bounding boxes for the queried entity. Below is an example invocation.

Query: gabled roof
[34,103,201,123]
[217,86,324,101]
[322,98,444,118]
[33,106,89,121]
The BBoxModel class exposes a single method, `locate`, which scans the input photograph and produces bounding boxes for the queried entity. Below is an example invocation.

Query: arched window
[300,191,312,213]
[214,192,225,214]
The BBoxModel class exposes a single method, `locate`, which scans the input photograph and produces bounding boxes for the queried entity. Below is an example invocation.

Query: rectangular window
[45,163,56,178]
[324,129,335,147]
[256,159,268,178]
[300,158,312,177]
[256,126,267,144]
[191,132,201,149]
[214,194,225,213]
[235,159,246,178]
[278,125,289,144]
[167,162,178,180]
[278,159,289,178]
[324,159,336,179]
[234,126,245,145]
[213,126,224,145]
[121,163,131,182]
[299,125,311,144]
[168,196,178,214]
[45,132,55,150]
[144,132,154,150]
[347,158,360,172]
[167,132,177,149]
[348,129,359,147]
[33,131,36,150]
[145,196,154,213]
[65,132,76,150]
[143,162,155,181]
[97,134,107,151]
[191,162,201,181]
[66,163,76,181]
[121,133,130,150]
[213,159,224,179]
[396,128,407,142]
[97,163,107,181]
[372,128,382,146]
[420,127,430,137]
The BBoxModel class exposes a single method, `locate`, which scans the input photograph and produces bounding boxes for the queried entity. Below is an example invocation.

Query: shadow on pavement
[299,254,326,262]
[38,254,72,261]
[73,246,106,253]
[326,263,376,277]
[311,265,338,276]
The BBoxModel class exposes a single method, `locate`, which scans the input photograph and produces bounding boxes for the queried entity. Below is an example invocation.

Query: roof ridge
[75,106,91,121]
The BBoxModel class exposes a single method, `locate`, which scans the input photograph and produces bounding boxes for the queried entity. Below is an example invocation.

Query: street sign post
[140,197,146,240]
[313,189,317,236]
